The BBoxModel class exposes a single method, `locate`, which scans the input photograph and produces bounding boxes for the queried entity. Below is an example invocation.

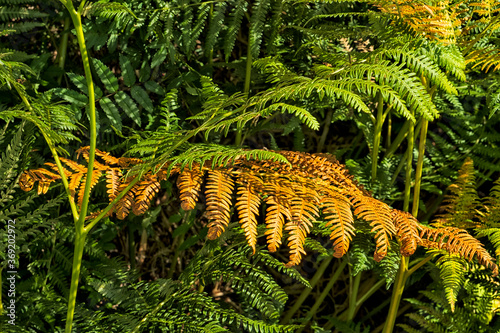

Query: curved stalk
[60,1,96,332]
[372,93,384,182]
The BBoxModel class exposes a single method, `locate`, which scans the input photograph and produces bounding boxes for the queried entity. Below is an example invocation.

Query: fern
[20,146,499,274]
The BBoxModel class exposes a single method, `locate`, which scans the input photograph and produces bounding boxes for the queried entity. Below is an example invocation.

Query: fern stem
[281,256,333,324]
[371,93,384,182]
[384,119,411,159]
[57,16,71,85]
[68,6,97,228]
[407,255,433,276]
[412,118,428,217]
[236,29,253,146]
[347,271,362,321]
[355,278,384,308]
[60,2,97,332]
[65,229,88,333]
[403,121,415,212]
[382,256,409,333]
[317,108,334,153]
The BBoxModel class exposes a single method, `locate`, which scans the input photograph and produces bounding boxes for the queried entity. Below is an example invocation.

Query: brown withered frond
[285,184,320,267]
[19,147,498,275]
[205,169,234,240]
[177,166,205,211]
[235,173,263,253]
[393,210,422,257]
[352,194,397,262]
[320,188,354,258]
[133,174,161,216]
[264,179,293,253]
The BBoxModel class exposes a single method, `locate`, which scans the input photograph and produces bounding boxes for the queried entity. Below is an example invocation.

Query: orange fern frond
[105,168,123,203]
[77,169,102,207]
[392,210,422,257]
[352,194,396,262]
[115,178,137,220]
[177,166,205,211]
[420,226,498,276]
[133,174,161,216]
[69,172,85,199]
[19,169,61,194]
[60,157,87,173]
[285,185,320,267]
[320,188,354,258]
[235,173,263,253]
[205,169,234,240]
[264,179,293,252]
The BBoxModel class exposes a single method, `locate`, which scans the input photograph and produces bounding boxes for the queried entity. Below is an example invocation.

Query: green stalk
[281,256,333,324]
[346,271,362,320]
[57,16,71,85]
[65,229,88,332]
[371,93,384,182]
[317,108,334,153]
[236,24,253,146]
[59,1,96,332]
[14,86,80,222]
[403,122,414,213]
[412,119,428,217]
[383,118,415,333]
[384,119,411,159]
[382,256,409,333]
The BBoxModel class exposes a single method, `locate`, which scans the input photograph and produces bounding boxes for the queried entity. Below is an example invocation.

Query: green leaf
[139,60,150,83]
[119,54,136,87]
[99,97,123,132]
[92,58,119,93]
[131,86,154,113]
[67,72,88,95]
[51,88,88,107]
[151,46,167,68]
[114,91,141,126]
[145,80,165,95]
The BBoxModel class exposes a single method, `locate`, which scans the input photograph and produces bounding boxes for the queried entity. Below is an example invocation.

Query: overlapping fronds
[19,146,498,273]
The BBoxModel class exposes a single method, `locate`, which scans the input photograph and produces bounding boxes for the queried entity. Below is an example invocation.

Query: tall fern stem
[59,1,97,331]
[383,118,415,333]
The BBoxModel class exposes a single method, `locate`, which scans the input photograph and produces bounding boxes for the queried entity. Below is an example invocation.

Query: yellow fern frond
[115,178,137,220]
[285,185,320,267]
[235,173,263,253]
[77,169,102,207]
[420,226,498,276]
[205,169,234,240]
[264,180,293,252]
[69,172,84,199]
[105,168,122,203]
[177,166,204,211]
[133,174,161,216]
[392,210,422,257]
[320,188,354,258]
[352,194,396,262]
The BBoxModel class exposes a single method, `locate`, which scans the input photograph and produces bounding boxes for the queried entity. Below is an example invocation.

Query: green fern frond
[223,0,247,61]
[249,0,271,58]
[82,1,137,21]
